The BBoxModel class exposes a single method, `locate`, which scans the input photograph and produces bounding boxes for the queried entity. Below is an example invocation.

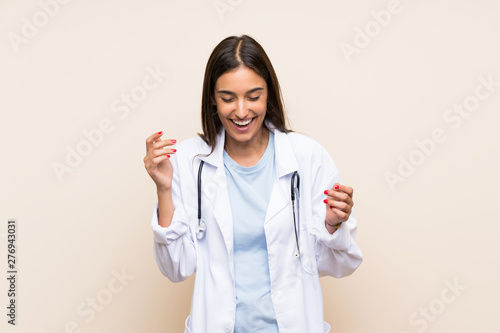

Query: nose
[235,99,248,119]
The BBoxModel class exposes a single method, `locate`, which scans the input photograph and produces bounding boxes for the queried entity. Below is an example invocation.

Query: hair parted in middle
[199,35,291,153]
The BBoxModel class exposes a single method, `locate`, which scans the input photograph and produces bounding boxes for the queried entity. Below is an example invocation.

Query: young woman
[143,35,363,333]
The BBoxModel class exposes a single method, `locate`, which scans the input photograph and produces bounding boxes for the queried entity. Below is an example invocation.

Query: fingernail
[323,199,328,204]
[166,155,170,158]
[330,206,334,209]
[172,149,177,152]
[324,190,329,195]
[157,131,162,135]
[171,140,177,144]
[334,184,340,190]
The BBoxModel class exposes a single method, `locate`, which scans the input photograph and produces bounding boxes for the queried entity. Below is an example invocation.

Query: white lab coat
[150,123,363,333]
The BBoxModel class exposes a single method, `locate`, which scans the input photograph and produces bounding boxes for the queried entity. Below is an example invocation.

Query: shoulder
[285,131,321,146]
[284,131,329,157]
[171,135,210,164]
[176,135,207,152]
[280,130,338,173]
[176,136,210,155]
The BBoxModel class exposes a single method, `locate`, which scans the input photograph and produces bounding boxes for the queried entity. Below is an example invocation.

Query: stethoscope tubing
[291,171,300,256]
[196,161,206,240]
[196,160,301,257]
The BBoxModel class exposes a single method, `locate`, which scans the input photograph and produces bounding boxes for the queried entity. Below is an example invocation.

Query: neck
[224,128,270,167]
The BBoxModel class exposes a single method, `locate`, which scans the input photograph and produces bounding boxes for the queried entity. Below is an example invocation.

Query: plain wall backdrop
[1,0,499,332]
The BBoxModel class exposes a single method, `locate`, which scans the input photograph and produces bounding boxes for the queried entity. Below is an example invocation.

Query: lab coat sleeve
[150,155,197,283]
[308,146,363,278]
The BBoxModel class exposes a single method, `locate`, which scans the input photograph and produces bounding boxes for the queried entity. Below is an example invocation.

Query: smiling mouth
[231,118,253,127]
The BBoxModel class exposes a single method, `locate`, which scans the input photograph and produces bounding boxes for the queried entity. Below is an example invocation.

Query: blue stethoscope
[196,160,302,257]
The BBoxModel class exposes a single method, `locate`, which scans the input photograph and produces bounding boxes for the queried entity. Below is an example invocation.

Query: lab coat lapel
[265,127,299,224]
[198,125,299,262]
[212,166,234,258]
[199,128,234,259]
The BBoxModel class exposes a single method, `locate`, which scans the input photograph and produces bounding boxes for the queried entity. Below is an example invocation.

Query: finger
[146,131,164,150]
[151,155,170,165]
[331,183,353,198]
[153,139,177,150]
[323,190,353,207]
[145,154,171,172]
[152,146,176,158]
[328,207,349,222]
[144,141,177,167]
[323,199,351,215]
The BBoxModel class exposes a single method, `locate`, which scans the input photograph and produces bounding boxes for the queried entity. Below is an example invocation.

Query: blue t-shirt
[223,131,279,332]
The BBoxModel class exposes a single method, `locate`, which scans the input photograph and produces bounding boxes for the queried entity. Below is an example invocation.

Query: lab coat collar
[199,121,299,178]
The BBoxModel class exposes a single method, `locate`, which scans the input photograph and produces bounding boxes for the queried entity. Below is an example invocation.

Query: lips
[231,118,252,126]
[230,118,254,132]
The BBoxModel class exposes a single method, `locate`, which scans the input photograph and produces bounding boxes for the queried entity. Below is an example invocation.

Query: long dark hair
[199,35,290,152]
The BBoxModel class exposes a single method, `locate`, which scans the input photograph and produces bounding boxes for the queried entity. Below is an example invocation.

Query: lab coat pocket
[296,251,318,276]
[295,227,320,276]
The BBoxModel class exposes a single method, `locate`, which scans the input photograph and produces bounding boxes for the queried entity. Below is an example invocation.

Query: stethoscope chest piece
[196,220,206,240]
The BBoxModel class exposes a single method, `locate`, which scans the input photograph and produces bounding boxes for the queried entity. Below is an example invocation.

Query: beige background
[1,0,499,332]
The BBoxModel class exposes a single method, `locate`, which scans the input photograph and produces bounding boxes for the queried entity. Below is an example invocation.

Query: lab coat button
[223,322,233,332]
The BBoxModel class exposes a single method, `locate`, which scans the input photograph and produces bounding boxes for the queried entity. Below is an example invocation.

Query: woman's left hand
[323,183,354,228]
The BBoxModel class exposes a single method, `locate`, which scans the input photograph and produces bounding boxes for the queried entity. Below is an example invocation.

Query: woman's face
[213,66,268,147]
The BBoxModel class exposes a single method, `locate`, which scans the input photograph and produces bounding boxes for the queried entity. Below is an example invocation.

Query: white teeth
[232,119,252,126]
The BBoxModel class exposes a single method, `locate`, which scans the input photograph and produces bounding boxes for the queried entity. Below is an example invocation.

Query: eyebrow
[217,87,264,95]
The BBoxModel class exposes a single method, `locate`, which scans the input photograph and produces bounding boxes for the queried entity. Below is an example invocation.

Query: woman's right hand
[144,131,177,191]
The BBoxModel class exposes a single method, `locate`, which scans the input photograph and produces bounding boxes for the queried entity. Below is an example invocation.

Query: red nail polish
[157,131,162,135]
[172,149,177,152]
[323,199,328,204]
[167,155,170,158]
[324,190,329,195]
[171,140,177,144]
[334,184,340,190]
[330,206,334,209]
